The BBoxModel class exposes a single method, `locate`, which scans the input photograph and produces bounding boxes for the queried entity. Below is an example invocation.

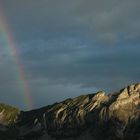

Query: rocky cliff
[0,83,140,140]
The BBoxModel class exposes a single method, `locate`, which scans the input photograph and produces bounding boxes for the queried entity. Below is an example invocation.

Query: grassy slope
[0,103,20,125]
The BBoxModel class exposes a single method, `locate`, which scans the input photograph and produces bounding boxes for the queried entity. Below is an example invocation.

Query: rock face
[0,83,140,140]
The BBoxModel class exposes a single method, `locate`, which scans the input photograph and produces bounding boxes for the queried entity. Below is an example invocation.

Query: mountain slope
[0,83,140,140]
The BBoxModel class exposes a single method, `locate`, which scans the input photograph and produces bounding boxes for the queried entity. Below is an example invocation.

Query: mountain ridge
[0,83,140,140]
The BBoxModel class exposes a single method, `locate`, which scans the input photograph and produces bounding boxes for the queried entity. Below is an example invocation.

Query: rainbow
[0,8,33,110]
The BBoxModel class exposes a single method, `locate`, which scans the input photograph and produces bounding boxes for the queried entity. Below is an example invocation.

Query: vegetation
[0,103,20,125]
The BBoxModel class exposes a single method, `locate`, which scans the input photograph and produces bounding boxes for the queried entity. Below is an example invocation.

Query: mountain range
[0,83,140,140]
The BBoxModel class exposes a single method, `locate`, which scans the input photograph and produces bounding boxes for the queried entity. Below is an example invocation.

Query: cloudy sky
[0,0,140,110]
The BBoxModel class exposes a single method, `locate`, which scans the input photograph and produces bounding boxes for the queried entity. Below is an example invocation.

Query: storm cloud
[0,0,140,109]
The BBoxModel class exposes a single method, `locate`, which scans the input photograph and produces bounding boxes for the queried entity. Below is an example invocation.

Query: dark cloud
[0,0,140,110]
[1,0,140,43]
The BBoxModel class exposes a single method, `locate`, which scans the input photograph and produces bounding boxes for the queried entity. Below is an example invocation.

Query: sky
[0,0,140,110]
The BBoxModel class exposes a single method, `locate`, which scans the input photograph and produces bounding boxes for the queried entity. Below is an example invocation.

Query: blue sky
[0,0,140,110]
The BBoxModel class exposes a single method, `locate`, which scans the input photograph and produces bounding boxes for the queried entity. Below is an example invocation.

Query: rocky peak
[110,84,140,108]
[0,83,140,140]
